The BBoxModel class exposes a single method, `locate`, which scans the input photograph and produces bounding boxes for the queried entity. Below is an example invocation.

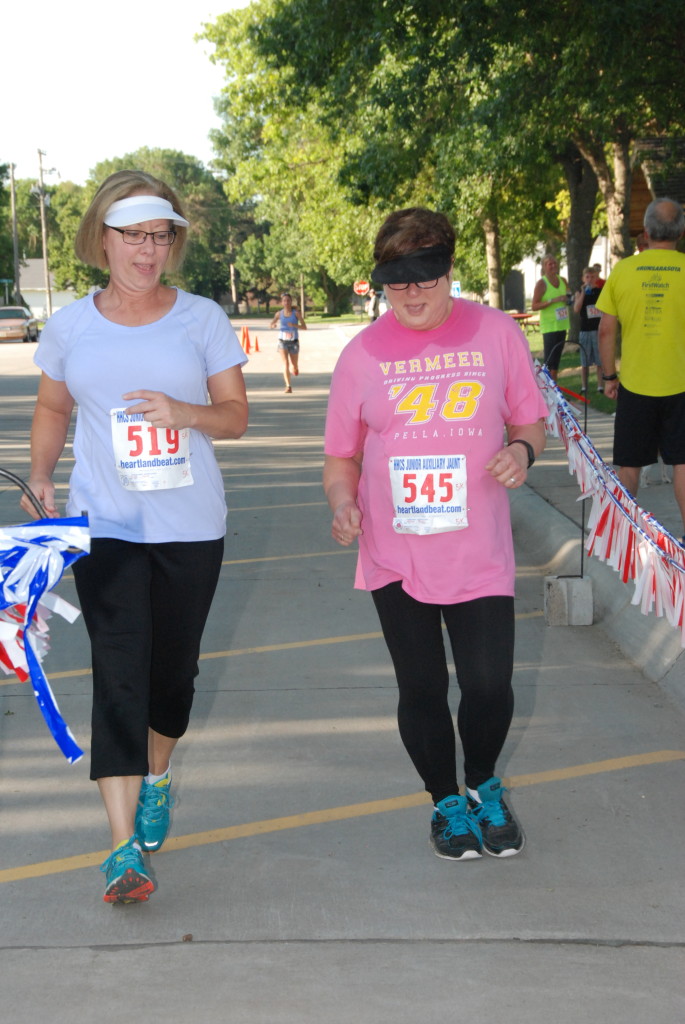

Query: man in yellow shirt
[598,198,685,544]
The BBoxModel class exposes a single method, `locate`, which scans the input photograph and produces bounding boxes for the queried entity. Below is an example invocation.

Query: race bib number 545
[110,408,193,491]
[389,454,468,535]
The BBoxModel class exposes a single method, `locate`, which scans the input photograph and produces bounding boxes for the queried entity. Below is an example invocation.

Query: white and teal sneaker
[430,794,483,861]
[100,837,155,904]
[467,777,525,858]
[135,773,174,852]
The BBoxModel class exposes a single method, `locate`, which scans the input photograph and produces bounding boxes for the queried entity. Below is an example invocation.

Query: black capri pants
[73,537,224,780]
[372,583,515,804]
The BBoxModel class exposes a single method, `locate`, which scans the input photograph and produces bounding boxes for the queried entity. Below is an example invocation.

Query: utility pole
[230,262,238,311]
[37,149,53,318]
[9,164,21,304]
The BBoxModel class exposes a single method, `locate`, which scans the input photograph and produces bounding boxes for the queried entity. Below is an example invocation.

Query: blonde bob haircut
[75,170,188,273]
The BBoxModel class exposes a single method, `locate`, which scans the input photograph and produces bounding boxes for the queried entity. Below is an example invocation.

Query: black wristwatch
[508,439,535,468]
[602,373,618,381]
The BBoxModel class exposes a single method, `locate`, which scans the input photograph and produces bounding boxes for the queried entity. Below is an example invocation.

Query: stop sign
[353,280,370,295]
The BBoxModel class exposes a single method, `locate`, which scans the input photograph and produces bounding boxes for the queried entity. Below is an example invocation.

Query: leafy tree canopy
[202,1,564,303]
[204,6,387,309]
[250,0,685,263]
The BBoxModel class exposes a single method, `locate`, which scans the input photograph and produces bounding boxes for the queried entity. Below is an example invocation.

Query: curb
[510,485,684,706]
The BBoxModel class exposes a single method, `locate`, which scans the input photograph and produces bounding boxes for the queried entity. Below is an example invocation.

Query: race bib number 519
[389,454,468,535]
[110,408,193,491]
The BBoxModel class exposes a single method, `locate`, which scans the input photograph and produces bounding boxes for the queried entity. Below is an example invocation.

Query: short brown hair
[373,208,455,264]
[75,170,188,272]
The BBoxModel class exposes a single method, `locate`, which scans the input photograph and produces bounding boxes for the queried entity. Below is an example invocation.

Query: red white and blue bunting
[0,517,90,762]
[535,365,685,645]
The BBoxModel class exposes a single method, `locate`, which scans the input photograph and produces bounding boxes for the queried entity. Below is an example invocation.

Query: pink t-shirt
[324,299,548,604]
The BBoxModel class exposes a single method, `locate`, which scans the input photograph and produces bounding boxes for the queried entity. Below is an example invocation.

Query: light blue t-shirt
[35,289,247,543]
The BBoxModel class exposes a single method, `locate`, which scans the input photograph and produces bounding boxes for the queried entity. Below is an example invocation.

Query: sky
[4,0,247,186]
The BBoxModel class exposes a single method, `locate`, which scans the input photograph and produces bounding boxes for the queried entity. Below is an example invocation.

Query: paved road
[0,327,683,1023]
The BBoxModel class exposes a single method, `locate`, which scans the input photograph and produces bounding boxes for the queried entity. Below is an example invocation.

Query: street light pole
[37,149,53,318]
[9,163,21,304]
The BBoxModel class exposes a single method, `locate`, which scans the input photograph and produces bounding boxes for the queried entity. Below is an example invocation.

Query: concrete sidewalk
[0,324,683,1023]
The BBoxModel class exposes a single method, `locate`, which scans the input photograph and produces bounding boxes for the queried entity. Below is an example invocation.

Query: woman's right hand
[20,476,57,519]
[331,500,363,546]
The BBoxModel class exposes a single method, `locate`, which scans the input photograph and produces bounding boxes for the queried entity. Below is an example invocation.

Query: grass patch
[528,338,616,414]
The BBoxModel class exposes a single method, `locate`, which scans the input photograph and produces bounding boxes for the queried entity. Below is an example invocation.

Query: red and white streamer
[535,365,685,645]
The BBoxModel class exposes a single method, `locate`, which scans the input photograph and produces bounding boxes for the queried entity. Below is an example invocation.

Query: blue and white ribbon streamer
[0,517,90,762]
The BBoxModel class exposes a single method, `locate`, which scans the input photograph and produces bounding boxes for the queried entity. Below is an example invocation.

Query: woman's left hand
[485,445,528,489]
[122,390,190,430]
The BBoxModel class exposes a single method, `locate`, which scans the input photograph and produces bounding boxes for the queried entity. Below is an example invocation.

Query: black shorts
[613,385,685,467]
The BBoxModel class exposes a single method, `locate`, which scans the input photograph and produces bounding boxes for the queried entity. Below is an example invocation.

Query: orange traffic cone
[253,335,260,353]
[243,326,251,354]
[240,325,247,350]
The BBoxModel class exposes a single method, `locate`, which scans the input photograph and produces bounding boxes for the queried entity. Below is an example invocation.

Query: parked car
[0,306,40,343]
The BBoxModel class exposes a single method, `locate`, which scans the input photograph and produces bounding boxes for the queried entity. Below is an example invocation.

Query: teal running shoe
[100,837,155,904]
[135,774,174,852]
[430,794,483,860]
[467,777,525,858]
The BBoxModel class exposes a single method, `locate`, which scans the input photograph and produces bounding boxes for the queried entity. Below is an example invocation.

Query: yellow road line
[0,610,544,684]
[0,632,384,685]
[229,501,329,512]
[200,631,384,660]
[223,549,350,565]
[1,750,683,885]
[0,612,544,685]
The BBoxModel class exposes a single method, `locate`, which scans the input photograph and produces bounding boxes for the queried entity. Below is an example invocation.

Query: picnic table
[507,311,540,337]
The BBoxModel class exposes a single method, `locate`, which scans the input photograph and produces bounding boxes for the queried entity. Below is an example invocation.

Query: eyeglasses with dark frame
[385,278,442,291]
[108,227,177,246]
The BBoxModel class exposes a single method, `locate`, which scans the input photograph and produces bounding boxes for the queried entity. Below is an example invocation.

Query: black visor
[371,244,453,285]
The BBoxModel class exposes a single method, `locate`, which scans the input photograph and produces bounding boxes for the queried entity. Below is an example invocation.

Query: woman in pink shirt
[324,208,547,862]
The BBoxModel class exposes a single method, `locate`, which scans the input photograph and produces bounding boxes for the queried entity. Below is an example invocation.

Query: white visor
[104,195,189,228]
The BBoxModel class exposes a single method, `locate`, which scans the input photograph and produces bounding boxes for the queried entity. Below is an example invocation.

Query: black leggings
[542,330,566,372]
[73,537,224,780]
[371,583,515,803]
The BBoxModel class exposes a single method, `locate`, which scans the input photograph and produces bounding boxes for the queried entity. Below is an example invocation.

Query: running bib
[586,305,601,320]
[389,454,468,535]
[110,408,193,491]
[554,305,569,322]
[280,331,295,342]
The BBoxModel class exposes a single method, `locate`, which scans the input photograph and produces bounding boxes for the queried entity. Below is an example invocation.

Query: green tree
[243,0,685,280]
[205,1,563,307]
[431,0,685,264]
[203,5,400,311]
[0,171,80,301]
[0,166,13,288]
[48,181,107,296]
[11,178,47,259]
